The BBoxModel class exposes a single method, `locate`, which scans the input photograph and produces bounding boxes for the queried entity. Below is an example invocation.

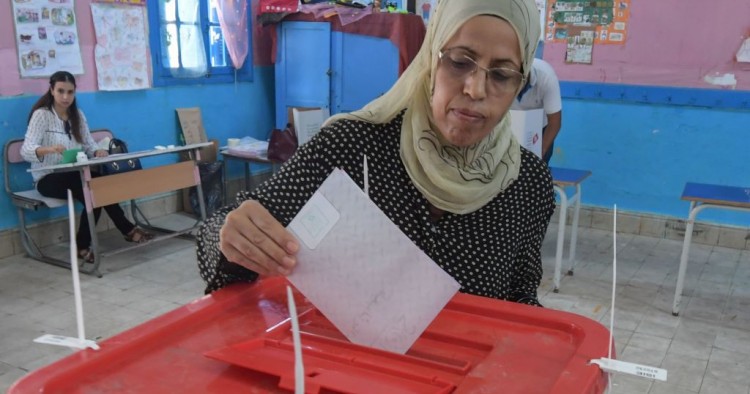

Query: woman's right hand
[38,145,65,156]
[219,200,299,276]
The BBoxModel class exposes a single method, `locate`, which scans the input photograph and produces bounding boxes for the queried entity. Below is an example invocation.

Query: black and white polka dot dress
[197,113,555,305]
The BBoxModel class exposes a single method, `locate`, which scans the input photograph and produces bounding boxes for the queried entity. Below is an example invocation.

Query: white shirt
[21,107,97,182]
[511,59,562,127]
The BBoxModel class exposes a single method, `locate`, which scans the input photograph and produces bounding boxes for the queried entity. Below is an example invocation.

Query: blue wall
[2,63,748,233]
[0,66,275,232]
[552,97,750,227]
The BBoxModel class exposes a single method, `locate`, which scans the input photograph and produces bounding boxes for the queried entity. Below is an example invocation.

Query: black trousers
[37,172,135,250]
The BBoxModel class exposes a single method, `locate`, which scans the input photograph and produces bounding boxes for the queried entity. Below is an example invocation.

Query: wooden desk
[30,143,213,277]
[550,167,593,293]
[220,149,279,203]
[672,182,750,315]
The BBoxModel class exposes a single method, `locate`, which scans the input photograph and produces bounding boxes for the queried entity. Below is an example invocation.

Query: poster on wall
[415,0,435,27]
[11,0,85,78]
[565,26,594,64]
[90,3,150,90]
[545,0,629,45]
[535,0,546,42]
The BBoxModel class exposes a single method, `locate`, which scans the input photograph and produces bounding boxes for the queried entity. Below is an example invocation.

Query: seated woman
[21,71,153,264]
[197,0,555,305]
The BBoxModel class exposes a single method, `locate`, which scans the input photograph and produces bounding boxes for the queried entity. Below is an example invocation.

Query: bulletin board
[542,0,750,109]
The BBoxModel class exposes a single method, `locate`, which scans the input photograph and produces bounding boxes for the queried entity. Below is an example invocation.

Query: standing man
[511,58,562,163]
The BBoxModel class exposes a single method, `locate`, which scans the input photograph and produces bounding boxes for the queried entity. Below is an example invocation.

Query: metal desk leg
[84,207,102,277]
[567,184,582,275]
[194,164,207,221]
[17,208,69,269]
[553,185,568,293]
[80,168,102,278]
[673,201,700,316]
[672,203,749,316]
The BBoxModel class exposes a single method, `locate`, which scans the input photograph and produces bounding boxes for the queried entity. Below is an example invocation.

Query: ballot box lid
[10,278,612,394]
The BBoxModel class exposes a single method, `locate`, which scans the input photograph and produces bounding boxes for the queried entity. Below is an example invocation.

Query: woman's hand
[94,149,108,158]
[219,200,299,276]
[40,144,65,156]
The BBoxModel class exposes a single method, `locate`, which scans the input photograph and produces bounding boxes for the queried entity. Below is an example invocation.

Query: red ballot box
[10,278,612,393]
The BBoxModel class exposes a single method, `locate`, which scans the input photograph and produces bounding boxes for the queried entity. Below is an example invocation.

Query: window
[147,0,252,86]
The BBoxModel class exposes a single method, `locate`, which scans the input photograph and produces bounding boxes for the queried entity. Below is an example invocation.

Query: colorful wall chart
[545,0,630,45]
[415,0,435,27]
[90,2,149,90]
[11,0,84,78]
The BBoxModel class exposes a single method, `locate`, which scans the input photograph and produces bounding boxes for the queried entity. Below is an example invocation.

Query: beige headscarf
[325,0,540,214]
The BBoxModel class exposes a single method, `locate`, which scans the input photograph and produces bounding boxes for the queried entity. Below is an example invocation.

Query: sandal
[78,248,95,264]
[125,227,154,244]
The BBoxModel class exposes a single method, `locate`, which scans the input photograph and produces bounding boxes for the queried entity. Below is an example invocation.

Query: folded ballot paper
[287,168,460,354]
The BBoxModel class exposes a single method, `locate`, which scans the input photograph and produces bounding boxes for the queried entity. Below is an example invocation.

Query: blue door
[330,32,399,114]
[275,22,331,129]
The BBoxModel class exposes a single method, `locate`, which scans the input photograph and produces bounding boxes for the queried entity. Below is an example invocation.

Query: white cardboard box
[292,107,329,146]
[509,109,544,159]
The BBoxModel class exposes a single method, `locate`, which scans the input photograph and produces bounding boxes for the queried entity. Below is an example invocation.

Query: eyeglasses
[63,120,71,140]
[438,48,525,95]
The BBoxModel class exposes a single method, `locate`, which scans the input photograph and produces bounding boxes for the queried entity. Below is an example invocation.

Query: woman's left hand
[94,149,108,158]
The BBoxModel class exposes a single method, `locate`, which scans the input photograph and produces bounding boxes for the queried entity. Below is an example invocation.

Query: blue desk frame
[550,167,592,293]
[672,182,750,316]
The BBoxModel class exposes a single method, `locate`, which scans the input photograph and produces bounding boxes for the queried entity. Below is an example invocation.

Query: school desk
[219,148,279,203]
[550,167,593,293]
[672,182,750,316]
[28,142,213,277]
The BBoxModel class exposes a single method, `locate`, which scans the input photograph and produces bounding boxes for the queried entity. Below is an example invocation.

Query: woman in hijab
[197,0,554,305]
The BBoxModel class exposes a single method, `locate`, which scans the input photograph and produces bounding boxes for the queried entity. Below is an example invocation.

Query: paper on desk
[287,168,460,354]
[227,138,268,157]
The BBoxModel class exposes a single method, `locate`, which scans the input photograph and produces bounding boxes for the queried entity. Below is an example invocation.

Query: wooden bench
[3,130,113,270]
[550,167,592,292]
[672,182,750,316]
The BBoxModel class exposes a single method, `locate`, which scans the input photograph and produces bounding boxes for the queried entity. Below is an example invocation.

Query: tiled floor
[1,214,749,393]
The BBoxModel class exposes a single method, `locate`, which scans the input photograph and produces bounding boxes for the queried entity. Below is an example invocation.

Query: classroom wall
[1,0,747,236]
[539,0,750,229]
[3,77,748,232]
[544,0,750,90]
[552,97,750,228]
